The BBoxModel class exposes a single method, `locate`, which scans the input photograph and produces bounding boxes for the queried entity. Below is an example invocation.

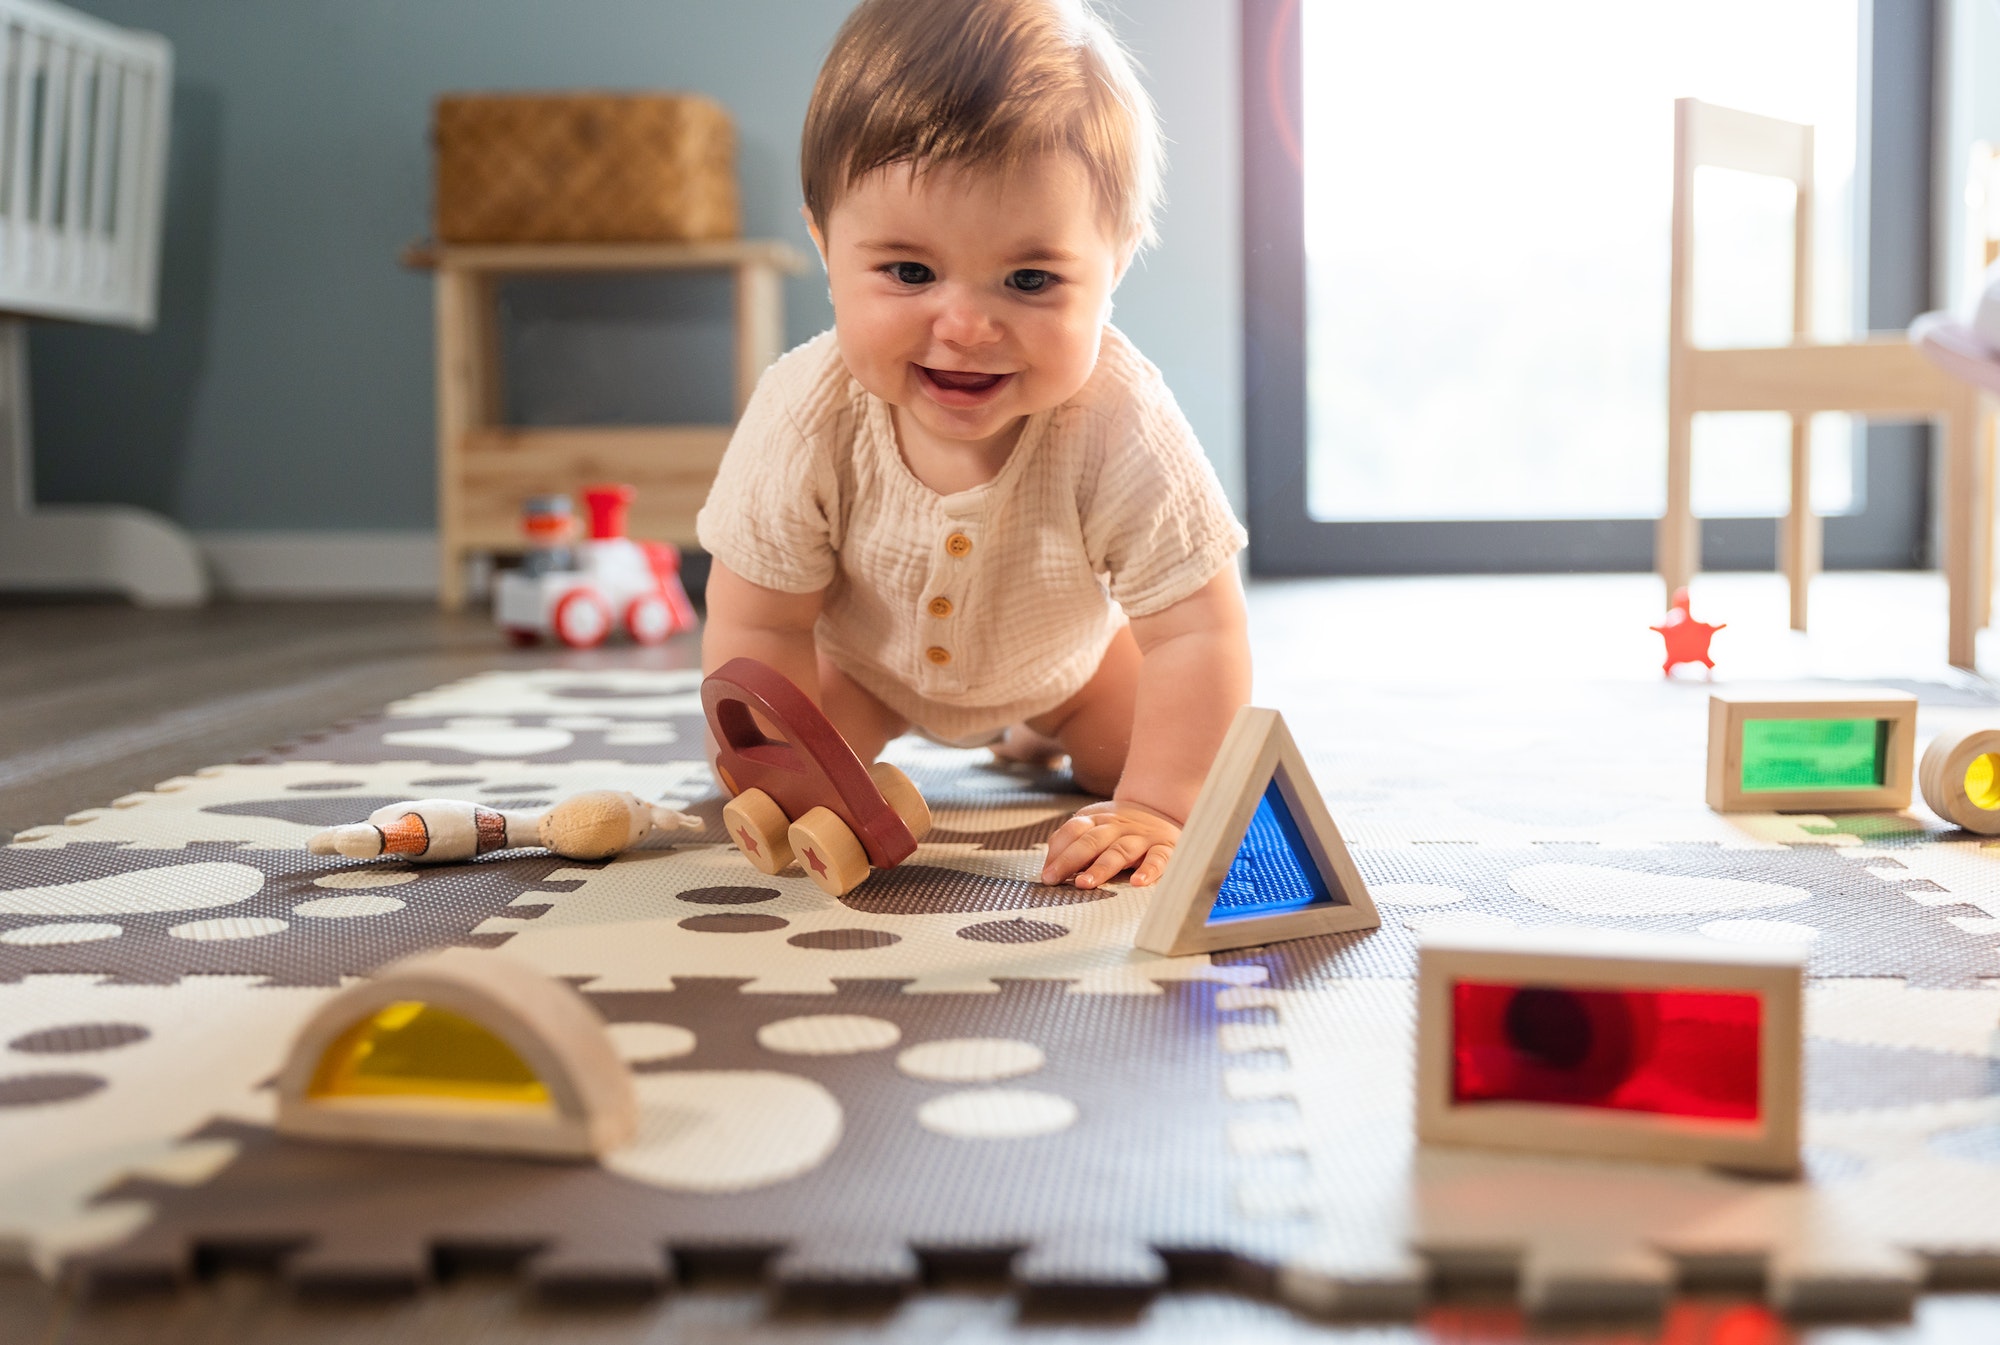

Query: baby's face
[811,153,1131,454]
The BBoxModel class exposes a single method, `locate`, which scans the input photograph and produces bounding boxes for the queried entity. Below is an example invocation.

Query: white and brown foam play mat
[9,667,2000,1319]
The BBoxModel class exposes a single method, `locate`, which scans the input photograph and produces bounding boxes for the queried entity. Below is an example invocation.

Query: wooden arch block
[275,948,636,1160]
[1134,706,1380,956]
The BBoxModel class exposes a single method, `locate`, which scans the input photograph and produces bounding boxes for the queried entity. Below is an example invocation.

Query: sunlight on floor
[1247,571,1991,691]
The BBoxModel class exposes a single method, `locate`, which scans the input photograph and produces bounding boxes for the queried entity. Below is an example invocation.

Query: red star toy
[1651,586,1724,676]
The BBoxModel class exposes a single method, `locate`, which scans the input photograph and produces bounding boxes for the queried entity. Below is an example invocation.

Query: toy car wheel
[722,788,793,874]
[552,589,613,649]
[624,593,674,646]
[866,762,932,842]
[786,807,872,897]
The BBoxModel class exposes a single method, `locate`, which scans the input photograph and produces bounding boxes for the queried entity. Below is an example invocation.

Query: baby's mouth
[920,366,1008,393]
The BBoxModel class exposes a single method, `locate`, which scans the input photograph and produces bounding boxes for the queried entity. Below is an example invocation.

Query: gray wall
[29,0,1242,535]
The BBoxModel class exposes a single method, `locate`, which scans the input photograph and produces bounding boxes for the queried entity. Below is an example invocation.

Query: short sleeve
[695,348,842,594]
[1081,382,1248,618]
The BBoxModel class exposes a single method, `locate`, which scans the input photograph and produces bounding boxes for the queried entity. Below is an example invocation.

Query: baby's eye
[1008,269,1057,294]
[886,261,934,286]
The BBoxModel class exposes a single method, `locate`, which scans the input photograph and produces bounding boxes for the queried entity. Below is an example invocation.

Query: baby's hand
[1040,800,1180,890]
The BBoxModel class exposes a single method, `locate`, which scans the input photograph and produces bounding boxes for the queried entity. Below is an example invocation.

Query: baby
[697,0,1250,889]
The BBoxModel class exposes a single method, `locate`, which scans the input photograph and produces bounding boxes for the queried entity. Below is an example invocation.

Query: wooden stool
[406,239,810,608]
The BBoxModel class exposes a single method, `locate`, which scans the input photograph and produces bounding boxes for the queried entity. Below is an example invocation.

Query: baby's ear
[801,205,829,268]
[1111,228,1142,286]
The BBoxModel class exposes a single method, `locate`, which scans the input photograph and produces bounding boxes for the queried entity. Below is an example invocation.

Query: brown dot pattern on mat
[8,1023,149,1054]
[787,928,901,950]
[410,777,482,788]
[482,782,556,794]
[284,781,365,792]
[835,863,1112,915]
[677,913,789,934]
[0,1073,106,1106]
[676,886,781,905]
[956,918,1069,944]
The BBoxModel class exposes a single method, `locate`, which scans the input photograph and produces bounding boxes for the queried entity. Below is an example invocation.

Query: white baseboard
[199,531,438,598]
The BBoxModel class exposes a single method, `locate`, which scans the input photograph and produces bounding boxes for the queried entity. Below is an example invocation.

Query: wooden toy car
[702,657,931,897]
[494,484,698,648]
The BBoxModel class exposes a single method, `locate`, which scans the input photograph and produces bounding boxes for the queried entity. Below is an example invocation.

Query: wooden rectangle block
[435,93,739,244]
[1416,928,1803,1175]
[1705,687,1917,812]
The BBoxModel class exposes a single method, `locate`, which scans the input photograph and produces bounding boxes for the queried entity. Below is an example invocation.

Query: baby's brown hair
[801,0,1162,248]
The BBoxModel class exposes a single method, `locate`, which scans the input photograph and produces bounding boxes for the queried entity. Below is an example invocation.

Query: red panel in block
[1451,981,1761,1121]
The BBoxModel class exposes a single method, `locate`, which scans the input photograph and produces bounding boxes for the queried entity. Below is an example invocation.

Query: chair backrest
[1671,98,1814,354]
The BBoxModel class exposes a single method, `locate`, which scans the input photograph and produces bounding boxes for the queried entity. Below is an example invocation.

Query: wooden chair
[1657,98,1990,667]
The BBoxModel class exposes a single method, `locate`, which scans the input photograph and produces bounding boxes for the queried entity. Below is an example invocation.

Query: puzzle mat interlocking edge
[8,666,2000,1316]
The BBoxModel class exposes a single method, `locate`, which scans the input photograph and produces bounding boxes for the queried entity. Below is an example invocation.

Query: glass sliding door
[1245,0,1924,575]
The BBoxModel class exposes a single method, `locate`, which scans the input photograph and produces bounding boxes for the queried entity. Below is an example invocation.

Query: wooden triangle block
[1135,707,1380,956]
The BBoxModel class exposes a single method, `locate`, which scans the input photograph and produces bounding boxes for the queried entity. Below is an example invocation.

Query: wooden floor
[4,579,1999,1344]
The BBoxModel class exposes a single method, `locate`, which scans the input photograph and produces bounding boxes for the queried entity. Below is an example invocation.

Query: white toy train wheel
[625,593,674,646]
[552,589,613,649]
[1919,725,2000,834]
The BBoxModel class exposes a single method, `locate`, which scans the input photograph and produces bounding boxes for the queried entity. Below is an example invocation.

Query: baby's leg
[816,653,909,763]
[1023,626,1141,797]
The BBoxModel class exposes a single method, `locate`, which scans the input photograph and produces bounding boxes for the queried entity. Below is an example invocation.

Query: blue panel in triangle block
[1204,779,1349,924]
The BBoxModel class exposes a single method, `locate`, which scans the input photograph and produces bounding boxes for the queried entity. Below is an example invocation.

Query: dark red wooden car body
[701,657,918,869]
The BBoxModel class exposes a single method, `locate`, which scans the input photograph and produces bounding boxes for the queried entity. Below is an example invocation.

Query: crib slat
[60,45,90,289]
[85,46,113,292]
[112,57,144,313]
[5,27,40,288]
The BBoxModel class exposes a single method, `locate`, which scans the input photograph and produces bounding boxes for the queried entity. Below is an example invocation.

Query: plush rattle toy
[307,790,700,863]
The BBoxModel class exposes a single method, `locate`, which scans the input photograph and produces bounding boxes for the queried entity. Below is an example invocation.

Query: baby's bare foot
[989,724,1067,771]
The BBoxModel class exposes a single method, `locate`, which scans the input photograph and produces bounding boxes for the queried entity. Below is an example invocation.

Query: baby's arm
[1041,565,1251,889]
[701,560,826,694]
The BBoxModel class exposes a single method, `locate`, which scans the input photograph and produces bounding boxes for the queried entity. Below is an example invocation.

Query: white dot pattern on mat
[0,862,263,916]
[755,1015,901,1055]
[608,1022,697,1063]
[310,870,417,890]
[1369,883,1468,908]
[381,718,574,758]
[168,917,288,942]
[1403,910,1518,936]
[1699,919,1821,946]
[917,1088,1078,1139]
[897,1038,1045,1083]
[291,895,405,919]
[1508,863,1810,916]
[606,1071,842,1192]
[0,922,122,946]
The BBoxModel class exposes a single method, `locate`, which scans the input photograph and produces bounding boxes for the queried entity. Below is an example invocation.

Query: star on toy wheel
[1651,586,1724,676]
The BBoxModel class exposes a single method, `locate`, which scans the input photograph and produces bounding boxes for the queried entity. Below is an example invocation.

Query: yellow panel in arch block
[308,1000,551,1107]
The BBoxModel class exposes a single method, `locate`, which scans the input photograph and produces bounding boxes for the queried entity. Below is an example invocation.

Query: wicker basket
[434,93,739,245]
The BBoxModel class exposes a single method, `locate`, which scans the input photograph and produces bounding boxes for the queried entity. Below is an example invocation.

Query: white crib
[0,0,203,604]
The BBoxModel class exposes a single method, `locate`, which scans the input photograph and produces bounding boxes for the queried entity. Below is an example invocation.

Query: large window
[1303,0,1860,524]
[1243,0,1929,576]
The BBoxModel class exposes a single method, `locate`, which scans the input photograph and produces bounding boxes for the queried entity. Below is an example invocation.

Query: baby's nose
[933,290,1000,344]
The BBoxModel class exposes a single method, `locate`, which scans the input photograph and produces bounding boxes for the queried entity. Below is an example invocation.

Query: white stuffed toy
[307,791,700,863]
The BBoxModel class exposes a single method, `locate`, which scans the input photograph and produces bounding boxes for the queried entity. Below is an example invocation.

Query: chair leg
[1658,402,1698,595]
[1780,417,1818,632]
[1980,411,1997,629]
[1944,395,1987,670]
